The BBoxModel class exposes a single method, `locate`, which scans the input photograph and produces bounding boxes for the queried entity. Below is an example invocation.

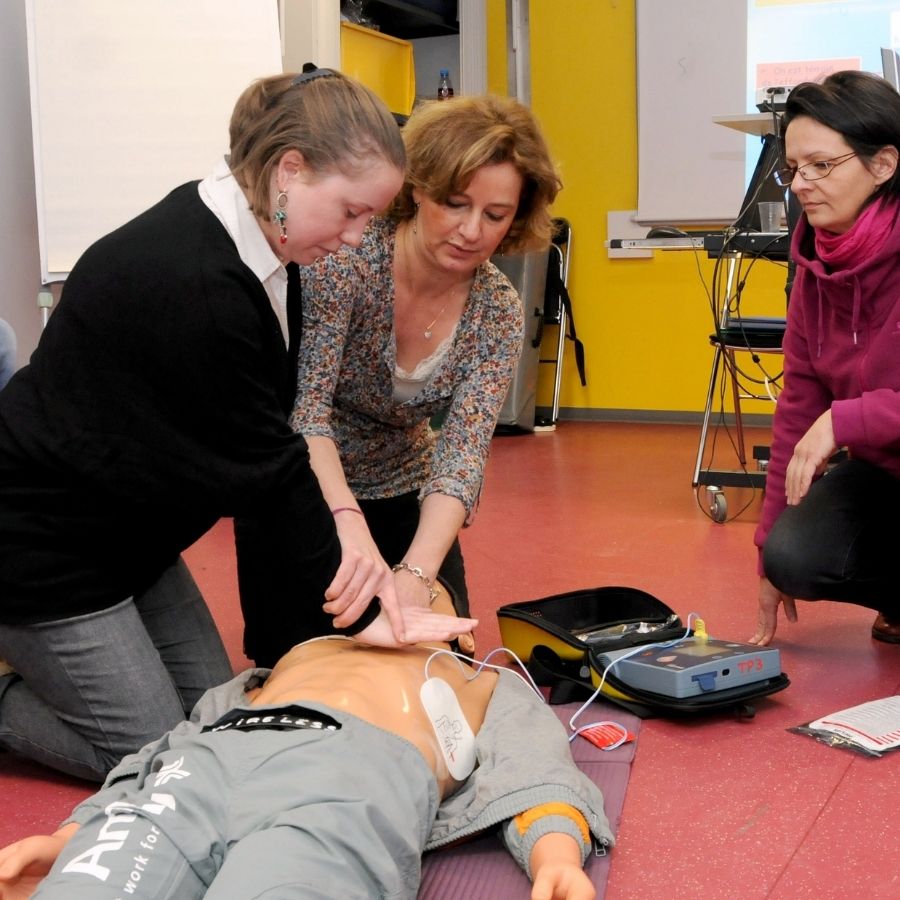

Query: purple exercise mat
[418,700,640,899]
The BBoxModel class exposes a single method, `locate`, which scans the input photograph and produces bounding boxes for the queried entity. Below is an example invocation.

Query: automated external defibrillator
[380,585,792,782]
[496,586,790,717]
[592,635,782,699]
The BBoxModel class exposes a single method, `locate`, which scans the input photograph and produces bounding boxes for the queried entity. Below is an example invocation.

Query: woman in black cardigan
[0,70,471,782]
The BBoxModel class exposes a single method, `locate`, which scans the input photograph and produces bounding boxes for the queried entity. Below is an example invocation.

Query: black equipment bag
[497,586,790,719]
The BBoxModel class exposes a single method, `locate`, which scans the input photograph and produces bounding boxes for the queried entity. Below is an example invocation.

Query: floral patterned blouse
[292,217,524,517]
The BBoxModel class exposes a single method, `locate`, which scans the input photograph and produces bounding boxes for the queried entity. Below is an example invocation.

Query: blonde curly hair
[388,94,561,254]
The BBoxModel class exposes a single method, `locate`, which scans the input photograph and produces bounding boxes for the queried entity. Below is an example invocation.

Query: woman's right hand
[305,436,407,640]
[323,510,404,638]
[0,825,78,899]
[785,409,836,505]
[748,577,797,646]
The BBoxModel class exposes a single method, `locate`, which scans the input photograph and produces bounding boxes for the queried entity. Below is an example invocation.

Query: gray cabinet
[492,249,549,431]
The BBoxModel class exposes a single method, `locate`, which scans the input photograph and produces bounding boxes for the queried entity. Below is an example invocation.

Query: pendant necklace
[401,223,457,340]
[423,305,447,340]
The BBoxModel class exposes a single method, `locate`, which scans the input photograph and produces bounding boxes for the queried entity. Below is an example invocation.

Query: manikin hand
[0,825,78,899]
[784,409,837,505]
[748,576,797,646]
[530,834,595,900]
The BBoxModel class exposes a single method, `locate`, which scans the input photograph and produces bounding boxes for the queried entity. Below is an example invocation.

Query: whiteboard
[26,0,283,282]
[635,0,900,224]
[635,0,747,224]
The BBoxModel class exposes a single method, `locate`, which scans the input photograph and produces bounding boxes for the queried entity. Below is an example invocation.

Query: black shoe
[872,614,900,644]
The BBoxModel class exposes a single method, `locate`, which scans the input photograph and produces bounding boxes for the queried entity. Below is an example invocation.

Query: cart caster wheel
[706,487,727,523]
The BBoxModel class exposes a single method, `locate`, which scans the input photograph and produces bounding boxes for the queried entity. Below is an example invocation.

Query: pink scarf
[814,197,899,270]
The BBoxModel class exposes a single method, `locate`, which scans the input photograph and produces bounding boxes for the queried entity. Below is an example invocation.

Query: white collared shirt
[199,158,289,346]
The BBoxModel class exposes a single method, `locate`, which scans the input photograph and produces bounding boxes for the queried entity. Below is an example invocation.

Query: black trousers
[235,491,468,667]
[234,492,345,668]
[357,491,469,618]
[763,459,900,616]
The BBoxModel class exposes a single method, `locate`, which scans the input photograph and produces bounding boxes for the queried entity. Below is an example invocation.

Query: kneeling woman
[292,95,561,639]
[750,71,900,646]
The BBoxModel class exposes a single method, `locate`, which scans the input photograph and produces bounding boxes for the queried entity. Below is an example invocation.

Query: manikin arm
[504,804,595,900]
[530,831,595,900]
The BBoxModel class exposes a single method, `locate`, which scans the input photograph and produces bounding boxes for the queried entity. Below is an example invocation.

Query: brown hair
[388,94,561,253]
[228,71,406,219]
[783,70,900,204]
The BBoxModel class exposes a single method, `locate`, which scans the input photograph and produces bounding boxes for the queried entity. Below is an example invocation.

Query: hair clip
[291,66,337,87]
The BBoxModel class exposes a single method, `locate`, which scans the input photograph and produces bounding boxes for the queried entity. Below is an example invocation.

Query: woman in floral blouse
[291,95,561,641]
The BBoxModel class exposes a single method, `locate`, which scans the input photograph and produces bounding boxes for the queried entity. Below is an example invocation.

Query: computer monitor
[733,132,789,233]
[881,47,900,92]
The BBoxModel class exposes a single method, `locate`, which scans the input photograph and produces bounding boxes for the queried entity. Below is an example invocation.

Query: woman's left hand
[391,568,476,653]
[351,607,478,648]
[392,567,434,610]
[784,410,837,505]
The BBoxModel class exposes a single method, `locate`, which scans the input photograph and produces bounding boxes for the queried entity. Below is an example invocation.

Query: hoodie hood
[791,206,900,355]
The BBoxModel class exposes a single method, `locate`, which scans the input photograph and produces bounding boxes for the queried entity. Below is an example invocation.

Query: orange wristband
[514,802,590,845]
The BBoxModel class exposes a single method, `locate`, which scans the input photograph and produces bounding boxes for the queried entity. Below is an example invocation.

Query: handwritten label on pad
[420,676,476,780]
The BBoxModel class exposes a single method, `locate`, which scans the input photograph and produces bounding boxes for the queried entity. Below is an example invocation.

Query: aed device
[594,638,782,699]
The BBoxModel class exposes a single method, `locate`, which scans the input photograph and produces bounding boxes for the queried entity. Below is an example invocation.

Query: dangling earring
[412,201,420,235]
[273,190,288,244]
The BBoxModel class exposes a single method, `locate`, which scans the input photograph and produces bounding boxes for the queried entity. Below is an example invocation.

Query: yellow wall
[486,0,507,95]
[488,0,786,417]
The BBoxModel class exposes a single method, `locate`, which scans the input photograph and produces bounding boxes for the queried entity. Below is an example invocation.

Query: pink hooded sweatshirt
[754,205,900,563]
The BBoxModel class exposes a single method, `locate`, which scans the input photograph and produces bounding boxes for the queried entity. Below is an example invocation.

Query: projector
[755,86,795,112]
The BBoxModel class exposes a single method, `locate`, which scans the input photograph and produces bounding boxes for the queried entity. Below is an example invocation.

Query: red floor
[472,423,900,900]
[2,421,899,898]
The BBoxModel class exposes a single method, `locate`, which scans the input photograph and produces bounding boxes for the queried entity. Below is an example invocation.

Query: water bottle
[437,69,454,101]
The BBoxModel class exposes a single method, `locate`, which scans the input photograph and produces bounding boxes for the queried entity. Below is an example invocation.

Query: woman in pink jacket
[750,70,900,646]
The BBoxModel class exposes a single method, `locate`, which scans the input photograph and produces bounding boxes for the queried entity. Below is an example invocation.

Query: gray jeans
[0,558,233,781]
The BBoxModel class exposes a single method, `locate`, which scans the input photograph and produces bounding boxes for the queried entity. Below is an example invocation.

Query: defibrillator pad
[420,677,476,780]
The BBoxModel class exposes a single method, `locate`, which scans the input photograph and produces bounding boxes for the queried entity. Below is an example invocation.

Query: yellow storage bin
[340,22,415,117]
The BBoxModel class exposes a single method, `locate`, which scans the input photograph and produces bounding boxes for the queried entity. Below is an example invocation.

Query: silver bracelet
[391,562,439,604]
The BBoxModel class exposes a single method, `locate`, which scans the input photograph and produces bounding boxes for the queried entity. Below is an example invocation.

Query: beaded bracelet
[391,562,439,604]
[330,507,364,517]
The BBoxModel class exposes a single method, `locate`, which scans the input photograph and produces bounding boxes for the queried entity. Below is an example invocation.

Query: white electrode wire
[423,646,545,701]
[566,613,703,738]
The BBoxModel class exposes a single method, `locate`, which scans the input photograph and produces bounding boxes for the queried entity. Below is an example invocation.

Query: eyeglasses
[774,152,858,186]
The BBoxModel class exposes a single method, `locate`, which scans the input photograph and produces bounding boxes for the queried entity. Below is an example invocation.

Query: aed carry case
[497,586,790,719]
